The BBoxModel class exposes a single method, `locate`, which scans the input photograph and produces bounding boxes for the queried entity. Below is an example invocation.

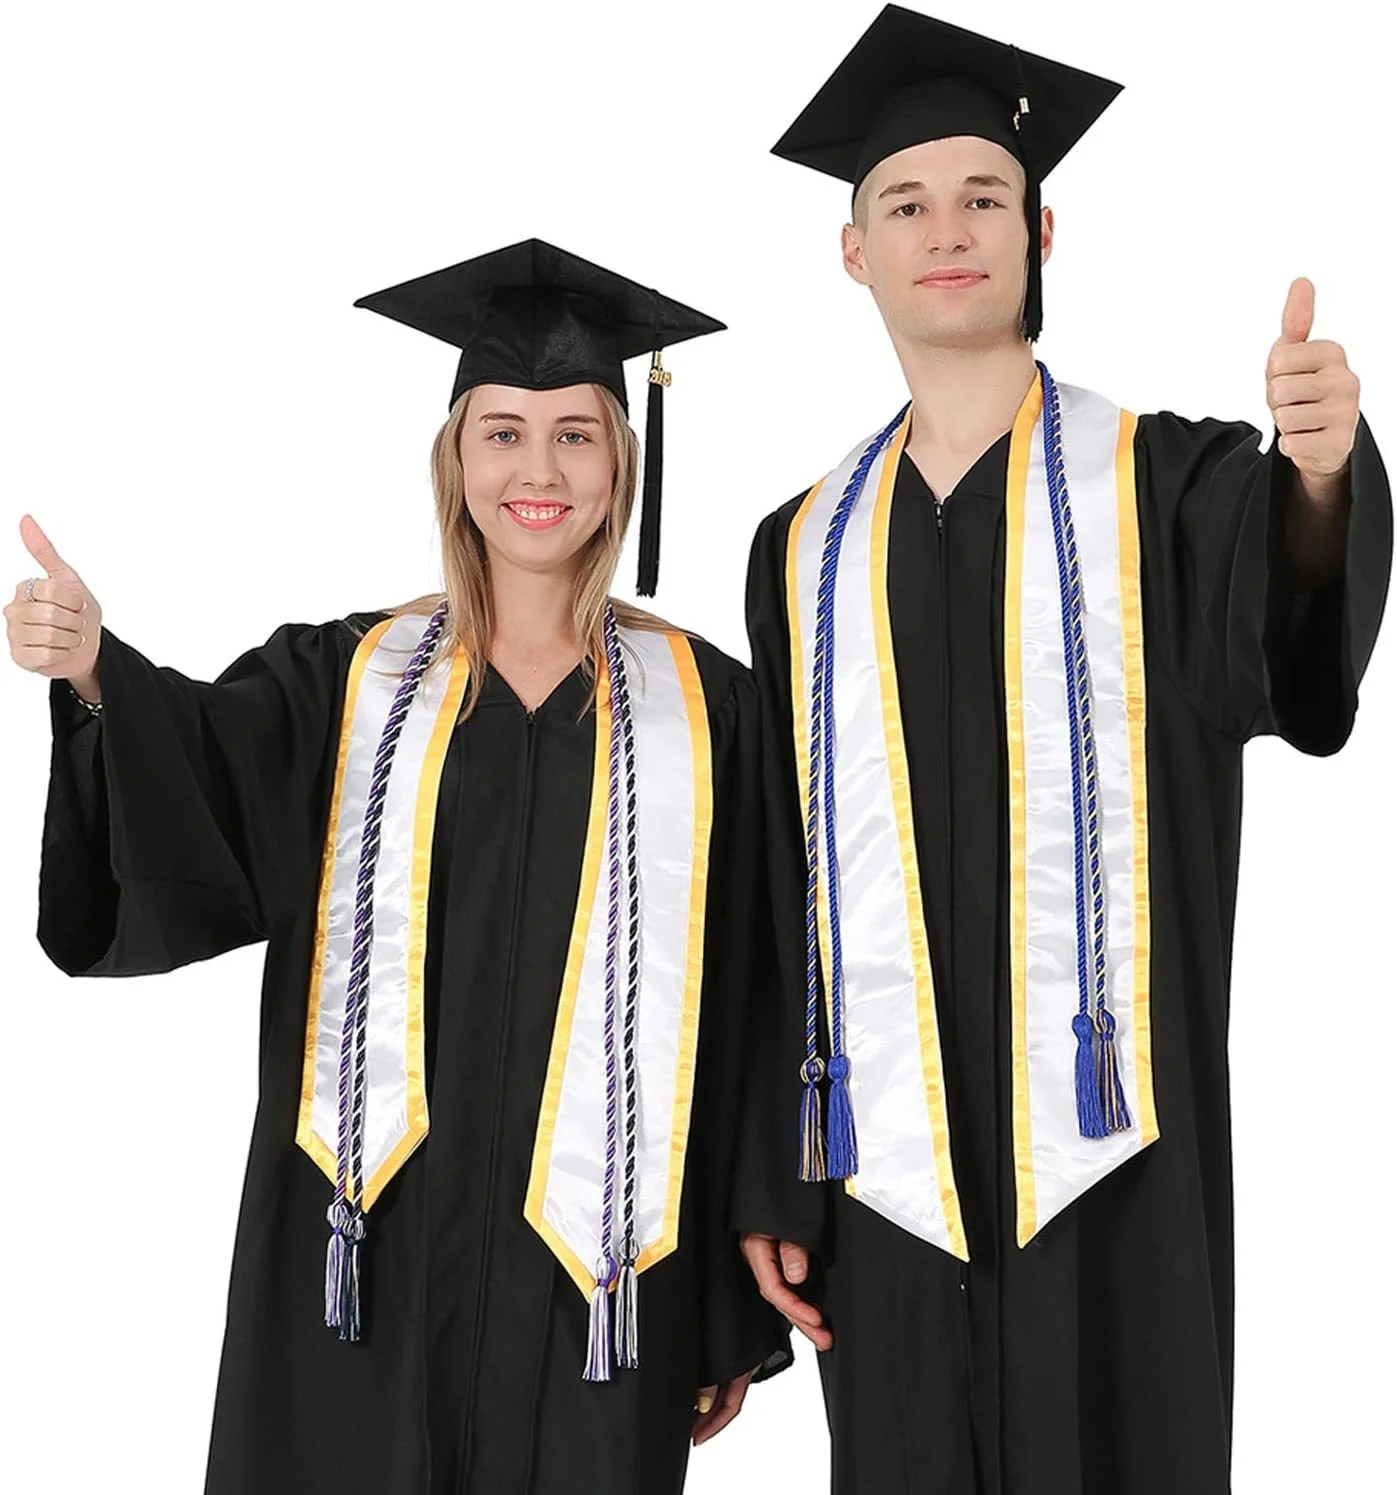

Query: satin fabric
[526,630,713,1296]
[298,614,469,1208]
[787,379,1156,1258]
[1014,383,1157,1240]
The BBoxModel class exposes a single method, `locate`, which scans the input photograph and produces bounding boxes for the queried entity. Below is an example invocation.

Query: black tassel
[1020,166,1043,343]
[636,352,667,598]
[1011,48,1044,344]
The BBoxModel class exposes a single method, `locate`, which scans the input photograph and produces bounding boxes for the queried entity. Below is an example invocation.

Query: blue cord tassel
[583,1256,616,1383]
[1073,1013,1107,1139]
[798,1057,827,1182]
[614,1248,639,1372]
[825,1053,859,1179]
[1096,1009,1133,1135]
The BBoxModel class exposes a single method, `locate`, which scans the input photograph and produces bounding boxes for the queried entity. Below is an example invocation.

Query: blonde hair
[392,383,677,718]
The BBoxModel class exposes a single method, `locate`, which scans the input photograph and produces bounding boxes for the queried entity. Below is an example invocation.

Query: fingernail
[697,1392,714,1415]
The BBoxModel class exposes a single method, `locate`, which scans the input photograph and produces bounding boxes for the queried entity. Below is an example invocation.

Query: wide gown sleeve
[728,505,832,1257]
[37,620,353,977]
[692,666,794,1387]
[1135,411,1392,749]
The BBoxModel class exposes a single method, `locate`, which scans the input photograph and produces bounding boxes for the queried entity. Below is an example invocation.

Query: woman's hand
[5,516,102,699]
[692,1366,757,1446]
[739,1232,832,1350]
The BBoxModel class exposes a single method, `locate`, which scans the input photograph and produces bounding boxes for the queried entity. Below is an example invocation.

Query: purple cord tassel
[1073,1012,1107,1139]
[1096,1009,1133,1135]
[614,1243,639,1372]
[584,1256,616,1383]
[324,1214,343,1327]
[825,1053,858,1180]
[324,1200,364,1343]
[798,1057,827,1183]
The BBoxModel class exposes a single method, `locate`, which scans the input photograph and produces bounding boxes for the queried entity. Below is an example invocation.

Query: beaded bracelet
[67,682,104,718]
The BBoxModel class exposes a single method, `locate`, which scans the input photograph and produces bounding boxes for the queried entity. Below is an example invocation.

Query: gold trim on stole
[1006,376,1046,1247]
[298,617,392,1188]
[525,652,614,1298]
[867,411,968,1257]
[641,634,713,1273]
[1115,411,1159,1149]
[364,642,469,1209]
[784,480,837,1064]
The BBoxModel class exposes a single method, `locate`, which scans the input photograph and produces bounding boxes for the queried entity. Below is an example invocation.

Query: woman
[8,239,789,1495]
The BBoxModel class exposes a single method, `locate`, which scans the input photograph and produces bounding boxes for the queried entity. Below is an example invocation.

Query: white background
[1,1,1392,1490]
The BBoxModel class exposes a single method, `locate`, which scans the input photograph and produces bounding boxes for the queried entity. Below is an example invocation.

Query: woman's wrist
[68,672,103,713]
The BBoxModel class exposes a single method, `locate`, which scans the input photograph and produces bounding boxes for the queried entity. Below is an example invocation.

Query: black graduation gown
[734,410,1392,1495]
[37,615,790,1495]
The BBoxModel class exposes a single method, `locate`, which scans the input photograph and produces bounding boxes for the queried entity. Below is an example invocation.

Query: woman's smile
[502,499,572,530]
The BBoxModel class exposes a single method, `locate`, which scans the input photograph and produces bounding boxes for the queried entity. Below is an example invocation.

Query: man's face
[842,135,1051,350]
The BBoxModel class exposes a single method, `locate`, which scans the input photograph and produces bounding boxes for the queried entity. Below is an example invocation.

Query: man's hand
[1267,278,1360,495]
[1266,280,1358,585]
[739,1232,832,1351]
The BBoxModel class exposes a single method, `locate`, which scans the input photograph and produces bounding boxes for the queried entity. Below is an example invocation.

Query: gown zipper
[458,706,539,1489]
[934,495,952,1006]
[937,494,977,1418]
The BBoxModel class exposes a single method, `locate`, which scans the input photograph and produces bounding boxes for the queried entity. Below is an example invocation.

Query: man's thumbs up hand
[1267,278,1360,483]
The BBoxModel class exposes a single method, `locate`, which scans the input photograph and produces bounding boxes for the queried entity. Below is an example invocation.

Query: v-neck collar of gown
[476,658,593,718]
[899,427,1015,507]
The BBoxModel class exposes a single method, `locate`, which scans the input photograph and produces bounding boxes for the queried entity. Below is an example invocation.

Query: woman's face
[460,382,614,578]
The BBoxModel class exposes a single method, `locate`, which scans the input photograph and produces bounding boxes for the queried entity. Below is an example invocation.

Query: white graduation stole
[297,611,468,1212]
[297,613,712,1334]
[786,369,1159,1255]
[523,627,712,1302]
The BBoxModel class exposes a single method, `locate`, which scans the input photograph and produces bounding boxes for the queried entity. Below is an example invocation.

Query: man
[733,7,1392,1494]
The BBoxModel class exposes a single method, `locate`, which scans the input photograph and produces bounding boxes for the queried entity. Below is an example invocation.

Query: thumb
[19,514,78,580]
[779,1240,809,1284]
[1280,277,1315,345]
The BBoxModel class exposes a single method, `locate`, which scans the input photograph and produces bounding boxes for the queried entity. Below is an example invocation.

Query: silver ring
[23,577,37,602]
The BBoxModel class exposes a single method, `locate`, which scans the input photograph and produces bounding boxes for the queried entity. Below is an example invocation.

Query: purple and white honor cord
[325,601,450,1342]
[584,604,643,1381]
[606,608,643,1372]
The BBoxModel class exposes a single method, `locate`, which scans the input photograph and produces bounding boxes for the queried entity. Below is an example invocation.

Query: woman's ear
[1040,205,1055,268]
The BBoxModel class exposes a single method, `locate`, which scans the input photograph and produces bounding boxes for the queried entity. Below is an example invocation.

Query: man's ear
[842,222,873,286]
[1040,205,1055,268]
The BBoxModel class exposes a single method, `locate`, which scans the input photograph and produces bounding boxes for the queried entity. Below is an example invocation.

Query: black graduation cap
[771,5,1123,340]
[355,239,726,596]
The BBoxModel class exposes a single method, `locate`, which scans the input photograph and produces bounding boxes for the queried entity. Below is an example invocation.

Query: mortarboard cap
[355,239,726,596]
